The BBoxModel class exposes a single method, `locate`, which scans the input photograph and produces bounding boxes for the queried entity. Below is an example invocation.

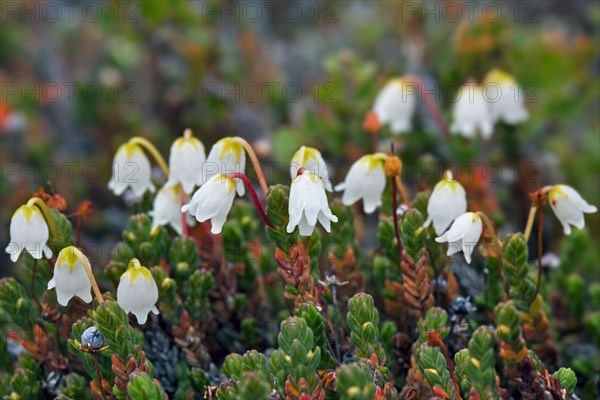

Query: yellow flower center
[436,170,461,194]
[126,258,154,285]
[56,246,83,273]
[359,154,387,173]
[174,136,201,152]
[218,137,243,162]
[484,68,516,86]
[118,142,143,160]
[16,204,42,223]
[548,185,567,206]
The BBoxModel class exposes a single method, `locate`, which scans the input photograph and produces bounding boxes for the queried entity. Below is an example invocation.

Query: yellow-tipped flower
[202,137,246,196]
[548,185,597,235]
[108,142,155,198]
[290,146,333,192]
[372,78,416,134]
[47,246,92,306]
[5,202,52,262]
[152,183,185,235]
[483,69,529,125]
[425,170,467,235]
[182,173,236,234]
[117,259,159,324]
[435,212,482,264]
[166,130,206,194]
[335,154,387,214]
[450,83,494,139]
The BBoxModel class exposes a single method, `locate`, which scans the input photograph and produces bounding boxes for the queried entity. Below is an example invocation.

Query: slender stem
[232,136,269,198]
[331,285,341,362]
[75,214,82,247]
[128,136,170,176]
[394,175,412,208]
[477,212,505,286]
[80,257,104,303]
[404,75,450,138]
[533,206,544,303]
[427,331,462,400]
[524,205,537,242]
[92,352,108,400]
[227,172,275,229]
[30,259,42,309]
[27,197,58,240]
[391,173,403,259]
[179,184,189,238]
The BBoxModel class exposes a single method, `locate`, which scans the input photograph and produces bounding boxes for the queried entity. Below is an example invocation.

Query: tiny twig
[426,331,463,400]
[524,205,537,242]
[534,206,544,303]
[92,351,108,400]
[30,259,42,309]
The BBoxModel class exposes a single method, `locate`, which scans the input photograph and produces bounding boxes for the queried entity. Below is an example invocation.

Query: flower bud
[384,156,402,177]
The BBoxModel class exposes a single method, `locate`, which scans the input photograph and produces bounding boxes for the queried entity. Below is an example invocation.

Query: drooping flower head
[372,78,416,134]
[435,212,482,264]
[5,202,52,262]
[117,258,159,324]
[450,82,494,140]
[483,69,528,125]
[548,185,597,235]
[108,142,155,198]
[287,169,338,236]
[166,129,206,194]
[290,146,333,192]
[203,137,246,196]
[152,183,185,235]
[182,173,236,234]
[47,246,92,306]
[335,153,387,214]
[425,170,468,235]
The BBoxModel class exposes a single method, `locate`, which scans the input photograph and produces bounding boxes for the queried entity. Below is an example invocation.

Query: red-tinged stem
[92,352,108,400]
[534,205,544,303]
[227,172,275,230]
[404,74,450,139]
[179,185,189,238]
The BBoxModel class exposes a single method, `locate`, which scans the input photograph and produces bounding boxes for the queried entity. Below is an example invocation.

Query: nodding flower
[117,259,159,324]
[335,153,387,214]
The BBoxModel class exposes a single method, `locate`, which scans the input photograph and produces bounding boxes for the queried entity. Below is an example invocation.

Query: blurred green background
[1,1,598,287]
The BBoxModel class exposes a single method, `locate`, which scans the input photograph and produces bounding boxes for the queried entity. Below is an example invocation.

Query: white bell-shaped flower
[151,183,185,235]
[108,142,155,197]
[287,170,338,236]
[5,203,52,262]
[483,69,528,125]
[117,258,159,324]
[290,146,333,192]
[548,185,597,235]
[202,137,246,196]
[450,83,494,139]
[166,129,206,194]
[424,170,467,235]
[435,212,482,264]
[334,154,387,213]
[372,78,416,134]
[182,173,236,234]
[47,246,92,306]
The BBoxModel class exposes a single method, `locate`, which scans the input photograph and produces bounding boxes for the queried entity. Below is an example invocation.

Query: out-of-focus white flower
[450,83,494,139]
[435,212,482,264]
[203,137,246,196]
[5,203,52,262]
[290,146,333,191]
[372,78,416,134]
[182,173,236,234]
[117,259,159,324]
[47,246,92,306]
[425,170,467,235]
[483,69,528,125]
[287,170,338,236]
[166,129,206,194]
[334,154,387,213]
[548,185,597,235]
[152,183,185,235]
[108,142,155,197]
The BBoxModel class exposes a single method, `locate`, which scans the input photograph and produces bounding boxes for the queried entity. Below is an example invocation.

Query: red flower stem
[404,74,450,139]
[534,205,544,303]
[227,172,275,230]
[179,185,189,238]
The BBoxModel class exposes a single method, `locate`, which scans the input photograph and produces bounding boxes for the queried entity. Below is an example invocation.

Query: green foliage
[418,307,449,343]
[125,372,167,400]
[335,364,378,400]
[377,217,399,264]
[61,373,93,400]
[222,200,259,264]
[502,233,536,311]
[184,270,213,321]
[6,354,42,400]
[265,184,296,250]
[494,301,527,364]
[553,368,577,397]
[296,303,337,369]
[328,199,356,259]
[458,326,497,399]
[347,293,385,362]
[399,209,427,260]
[415,344,453,398]
[48,208,74,252]
[0,278,37,340]
[123,214,169,266]
[237,372,272,400]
